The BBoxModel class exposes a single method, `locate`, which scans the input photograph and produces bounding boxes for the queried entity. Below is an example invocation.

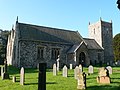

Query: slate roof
[17,22,83,44]
[84,38,103,50]
[67,42,84,53]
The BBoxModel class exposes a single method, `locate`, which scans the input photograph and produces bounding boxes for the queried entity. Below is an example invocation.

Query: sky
[0,0,119,37]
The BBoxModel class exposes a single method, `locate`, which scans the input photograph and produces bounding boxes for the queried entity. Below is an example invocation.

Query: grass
[0,66,120,90]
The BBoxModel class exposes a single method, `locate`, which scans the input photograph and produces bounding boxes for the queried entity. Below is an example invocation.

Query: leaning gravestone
[97,67,110,84]
[74,66,80,79]
[106,66,112,74]
[38,63,46,90]
[88,65,94,74]
[20,67,24,85]
[63,65,68,77]
[77,72,86,90]
[53,64,57,76]
[70,64,72,70]
[79,64,82,73]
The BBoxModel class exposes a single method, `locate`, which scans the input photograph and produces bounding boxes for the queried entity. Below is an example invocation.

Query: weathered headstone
[79,64,82,73]
[53,64,57,76]
[77,72,86,90]
[74,66,80,79]
[38,63,46,90]
[106,66,112,74]
[70,64,72,70]
[57,56,60,71]
[2,60,10,80]
[88,65,93,74]
[97,67,110,84]
[20,67,24,85]
[62,65,68,77]
[13,76,16,83]
[98,67,108,77]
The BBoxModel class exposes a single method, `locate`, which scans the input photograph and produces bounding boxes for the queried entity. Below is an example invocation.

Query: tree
[113,33,120,61]
[117,0,120,10]
[0,30,10,65]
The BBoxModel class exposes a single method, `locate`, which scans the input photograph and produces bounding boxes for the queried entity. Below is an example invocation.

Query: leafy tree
[113,33,120,61]
[0,30,10,65]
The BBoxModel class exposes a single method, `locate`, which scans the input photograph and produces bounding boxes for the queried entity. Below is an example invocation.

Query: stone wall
[18,40,72,68]
[88,21,102,47]
[101,22,114,64]
[67,53,76,68]
[88,20,114,64]
[88,50,104,65]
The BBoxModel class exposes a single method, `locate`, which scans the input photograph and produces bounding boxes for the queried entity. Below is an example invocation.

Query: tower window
[106,28,109,31]
[94,28,95,34]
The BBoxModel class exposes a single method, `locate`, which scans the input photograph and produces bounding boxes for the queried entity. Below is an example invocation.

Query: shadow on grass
[87,85,120,90]
[68,74,74,77]
[25,82,57,85]
[111,81,120,84]
[46,82,57,84]
[25,82,38,85]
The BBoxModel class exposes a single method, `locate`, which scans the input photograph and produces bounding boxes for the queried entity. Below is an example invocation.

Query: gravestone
[98,67,109,77]
[62,65,68,77]
[53,64,57,76]
[38,63,46,90]
[106,66,112,74]
[13,76,16,83]
[77,72,86,89]
[20,67,24,85]
[57,56,60,71]
[70,64,72,69]
[2,60,10,80]
[79,64,82,73]
[88,65,93,74]
[97,67,110,84]
[74,66,80,79]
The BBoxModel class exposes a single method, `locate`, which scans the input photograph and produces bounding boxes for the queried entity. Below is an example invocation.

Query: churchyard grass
[0,66,120,90]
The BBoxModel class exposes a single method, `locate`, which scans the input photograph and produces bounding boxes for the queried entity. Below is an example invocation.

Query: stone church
[6,18,114,68]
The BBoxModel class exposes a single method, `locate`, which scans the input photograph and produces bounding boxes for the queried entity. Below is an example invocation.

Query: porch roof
[67,41,84,53]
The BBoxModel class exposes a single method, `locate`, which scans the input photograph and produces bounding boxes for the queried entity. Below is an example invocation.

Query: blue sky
[0,0,119,37]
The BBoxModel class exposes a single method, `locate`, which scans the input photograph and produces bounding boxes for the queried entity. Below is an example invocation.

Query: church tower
[88,18,114,64]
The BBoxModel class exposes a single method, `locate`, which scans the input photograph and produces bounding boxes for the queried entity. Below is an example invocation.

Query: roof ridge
[83,38,95,40]
[18,22,77,33]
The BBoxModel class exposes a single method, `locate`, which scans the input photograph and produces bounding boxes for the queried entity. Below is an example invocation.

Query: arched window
[37,47,44,59]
